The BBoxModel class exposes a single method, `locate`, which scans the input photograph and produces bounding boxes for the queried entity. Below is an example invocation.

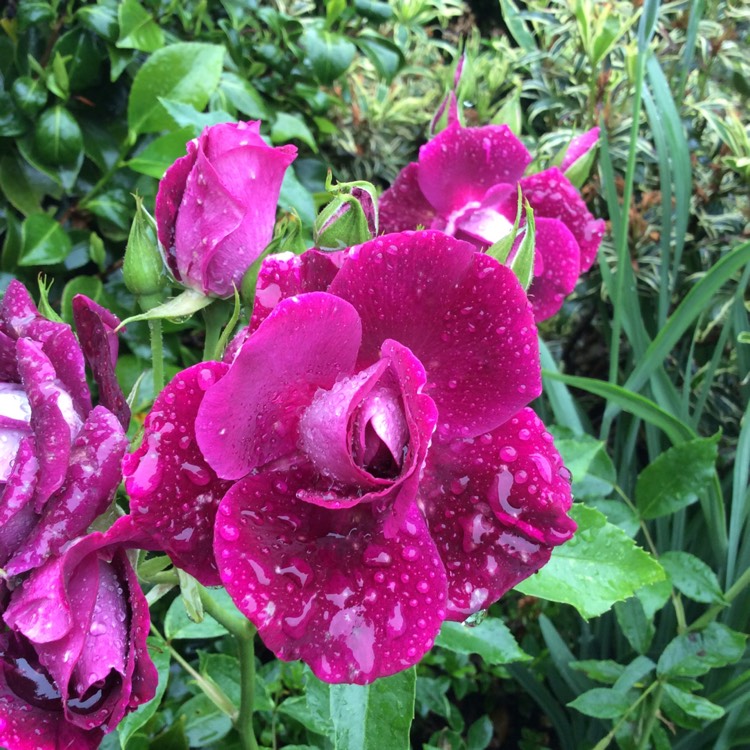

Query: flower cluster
[0,284,156,750]
[379,122,606,321]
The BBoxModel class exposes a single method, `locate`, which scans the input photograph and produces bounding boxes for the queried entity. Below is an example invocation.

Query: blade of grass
[539,338,586,435]
[726,401,750,586]
[676,0,706,100]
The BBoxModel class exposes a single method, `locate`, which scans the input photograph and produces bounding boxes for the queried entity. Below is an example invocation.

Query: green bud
[313,172,378,251]
[123,194,169,311]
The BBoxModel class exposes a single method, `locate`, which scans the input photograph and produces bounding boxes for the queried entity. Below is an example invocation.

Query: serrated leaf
[118,289,213,328]
[19,213,71,266]
[570,659,626,684]
[657,623,747,678]
[569,687,631,719]
[661,551,725,604]
[128,43,225,135]
[515,505,665,619]
[436,618,530,664]
[329,668,416,750]
[663,684,725,722]
[615,597,654,654]
[635,577,672,619]
[636,435,719,519]
[178,694,232,746]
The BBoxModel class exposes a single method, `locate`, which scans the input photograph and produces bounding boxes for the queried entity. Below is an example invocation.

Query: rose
[378,122,606,321]
[0,520,157,750]
[155,120,298,298]
[0,282,128,586]
[124,231,576,684]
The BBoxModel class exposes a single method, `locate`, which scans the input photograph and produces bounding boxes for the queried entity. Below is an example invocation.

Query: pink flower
[379,123,606,321]
[0,282,128,584]
[124,231,575,684]
[155,120,297,298]
[0,520,157,750]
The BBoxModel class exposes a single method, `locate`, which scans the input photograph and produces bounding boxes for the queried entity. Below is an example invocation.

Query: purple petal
[518,168,605,272]
[560,127,600,172]
[378,162,437,235]
[123,361,232,586]
[202,120,265,158]
[329,231,541,439]
[0,437,39,567]
[196,293,362,480]
[72,295,131,430]
[5,407,127,576]
[0,330,18,381]
[421,407,575,620]
[417,124,531,216]
[215,471,448,684]
[527,217,581,322]
[248,249,342,336]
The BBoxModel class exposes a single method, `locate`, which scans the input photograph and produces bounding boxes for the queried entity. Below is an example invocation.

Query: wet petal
[215,470,447,684]
[378,162,437,234]
[421,407,575,620]
[560,127,600,172]
[417,123,531,216]
[518,167,605,272]
[329,231,541,439]
[527,217,581,322]
[0,437,39,567]
[72,295,130,430]
[124,361,232,585]
[248,250,342,336]
[5,407,127,576]
[196,293,362,480]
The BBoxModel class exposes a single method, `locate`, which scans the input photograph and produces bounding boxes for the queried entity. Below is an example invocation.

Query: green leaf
[354,33,403,83]
[61,276,103,325]
[76,3,119,41]
[278,168,316,229]
[515,505,665,619]
[491,87,522,134]
[662,684,725,722]
[19,213,71,266]
[178,694,232,746]
[0,91,28,138]
[271,113,317,152]
[217,72,267,119]
[635,434,720,519]
[569,687,630,719]
[33,106,83,167]
[657,623,747,678]
[509,201,535,290]
[128,43,226,136]
[548,427,616,499]
[635,577,672,619]
[467,715,493,750]
[118,289,213,328]
[614,597,654,654]
[570,659,626,685]
[117,636,171,748]
[661,551,725,604]
[279,695,332,735]
[303,25,356,85]
[117,0,164,52]
[329,668,416,750]
[436,618,530,665]
[159,98,234,131]
[498,0,536,51]
[11,76,47,117]
[0,154,44,216]
[127,127,194,178]
[164,595,228,641]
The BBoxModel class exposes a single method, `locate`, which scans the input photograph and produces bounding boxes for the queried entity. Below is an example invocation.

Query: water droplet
[219,524,239,542]
[499,446,517,462]
[401,546,419,561]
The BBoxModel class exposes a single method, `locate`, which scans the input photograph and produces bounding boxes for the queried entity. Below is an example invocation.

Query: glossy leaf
[436,619,531,665]
[657,623,747,678]
[303,26,356,84]
[164,595,229,641]
[661,551,726,604]
[117,0,164,52]
[19,213,72,266]
[568,688,630,719]
[33,106,83,167]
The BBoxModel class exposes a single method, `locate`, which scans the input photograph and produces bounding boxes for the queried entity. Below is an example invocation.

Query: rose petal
[215,470,447,684]
[248,250,342,336]
[417,123,532,216]
[72,295,130,430]
[527,217,581,322]
[421,407,575,620]
[378,162,437,235]
[0,437,39,567]
[124,361,232,586]
[196,293,362,480]
[0,330,18,381]
[518,167,605,272]
[329,231,541,439]
[560,127,600,172]
[5,407,127,577]
[202,120,264,159]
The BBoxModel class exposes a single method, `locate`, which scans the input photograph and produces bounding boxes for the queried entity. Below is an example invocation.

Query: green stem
[592,680,658,750]
[636,683,664,750]
[202,303,224,361]
[79,140,132,209]
[689,564,750,632]
[149,318,164,395]
[197,586,258,750]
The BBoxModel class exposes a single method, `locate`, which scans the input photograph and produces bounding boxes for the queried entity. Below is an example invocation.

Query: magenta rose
[0,520,157,750]
[0,282,128,587]
[124,231,575,684]
[155,120,298,298]
[378,123,606,321]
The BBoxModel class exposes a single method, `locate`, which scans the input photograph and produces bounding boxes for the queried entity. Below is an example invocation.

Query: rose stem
[198,585,259,750]
[149,318,164,393]
[202,303,225,361]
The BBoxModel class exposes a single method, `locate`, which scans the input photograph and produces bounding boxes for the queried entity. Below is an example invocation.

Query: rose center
[2,635,62,712]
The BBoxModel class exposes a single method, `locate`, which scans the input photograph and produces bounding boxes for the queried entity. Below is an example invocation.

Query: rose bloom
[378,123,605,321]
[0,520,157,750]
[155,120,297,298]
[124,231,576,684]
[0,282,128,588]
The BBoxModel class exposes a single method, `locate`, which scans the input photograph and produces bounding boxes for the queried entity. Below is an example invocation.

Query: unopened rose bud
[313,176,378,250]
